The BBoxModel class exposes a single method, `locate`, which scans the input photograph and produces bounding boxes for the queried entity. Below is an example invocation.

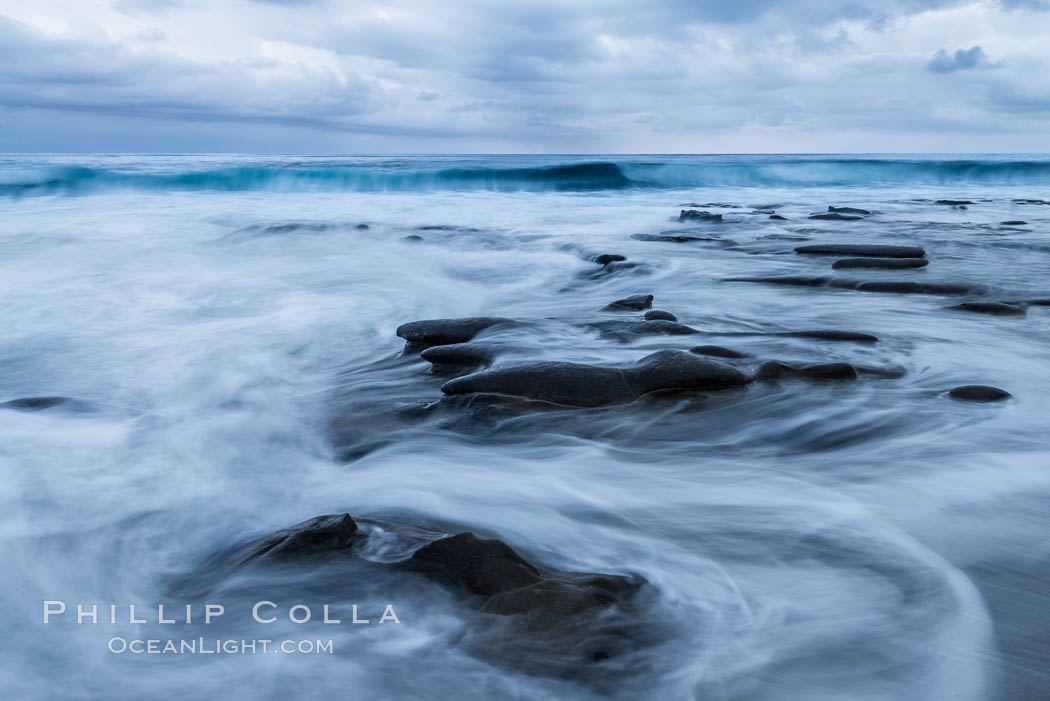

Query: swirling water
[1,154,1049,700]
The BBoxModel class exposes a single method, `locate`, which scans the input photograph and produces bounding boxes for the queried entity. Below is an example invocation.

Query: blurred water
[1,155,1048,700]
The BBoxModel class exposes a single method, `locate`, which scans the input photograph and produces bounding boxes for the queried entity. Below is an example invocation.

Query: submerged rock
[244,514,361,562]
[948,385,1011,402]
[631,233,722,243]
[795,243,926,258]
[602,294,653,311]
[396,317,516,348]
[586,320,699,341]
[769,214,788,220]
[723,276,979,295]
[809,213,862,221]
[689,345,749,359]
[777,330,879,343]
[756,361,858,381]
[1,396,94,412]
[828,206,872,215]
[402,234,424,243]
[1001,221,1028,226]
[441,350,750,407]
[949,302,1026,316]
[935,200,974,205]
[201,513,650,671]
[723,275,833,287]
[678,210,723,222]
[833,257,929,269]
[593,253,626,265]
[420,343,498,368]
[644,310,677,322]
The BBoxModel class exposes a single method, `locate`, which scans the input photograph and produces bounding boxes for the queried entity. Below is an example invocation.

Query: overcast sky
[0,0,1048,153]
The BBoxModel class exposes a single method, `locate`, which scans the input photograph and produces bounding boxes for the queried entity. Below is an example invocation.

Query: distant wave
[3,158,1050,195]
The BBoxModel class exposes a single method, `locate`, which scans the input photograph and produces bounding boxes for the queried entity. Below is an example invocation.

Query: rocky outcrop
[795,244,926,258]
[441,350,750,407]
[396,317,517,348]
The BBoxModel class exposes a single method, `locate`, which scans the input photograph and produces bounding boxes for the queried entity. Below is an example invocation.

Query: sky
[0,0,1048,153]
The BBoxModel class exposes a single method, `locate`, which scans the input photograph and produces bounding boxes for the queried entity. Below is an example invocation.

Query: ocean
[2,154,1049,700]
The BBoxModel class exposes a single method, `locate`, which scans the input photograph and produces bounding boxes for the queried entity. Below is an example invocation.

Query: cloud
[0,0,1048,152]
[928,45,999,72]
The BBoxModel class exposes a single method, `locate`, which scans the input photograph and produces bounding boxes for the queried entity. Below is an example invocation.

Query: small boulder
[602,294,653,311]
[644,310,677,322]
[948,302,1026,317]
[809,213,862,221]
[593,254,626,265]
[948,385,1011,402]
[679,210,723,222]
[396,317,515,348]
[833,257,929,269]
[420,343,498,368]
[1001,221,1028,226]
[689,345,749,359]
[441,350,749,407]
[935,200,974,205]
[769,214,788,220]
[795,244,926,258]
[828,206,872,215]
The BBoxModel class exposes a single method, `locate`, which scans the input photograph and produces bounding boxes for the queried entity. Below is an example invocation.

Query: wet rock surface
[795,243,926,258]
[948,385,1012,402]
[0,396,95,412]
[602,294,654,311]
[689,345,750,359]
[949,302,1026,316]
[643,310,677,321]
[833,257,929,269]
[182,512,655,676]
[679,209,723,222]
[441,350,750,407]
[809,212,863,221]
[396,317,517,348]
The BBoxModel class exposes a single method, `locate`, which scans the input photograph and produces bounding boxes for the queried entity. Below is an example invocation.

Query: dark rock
[769,214,788,220]
[593,254,626,265]
[420,343,498,368]
[631,233,721,243]
[796,244,926,258]
[754,361,794,381]
[602,294,653,311]
[833,257,929,269]
[407,533,542,596]
[586,320,699,341]
[800,363,858,380]
[1,396,94,412]
[723,276,978,295]
[948,385,1011,402]
[689,345,749,359]
[396,317,515,348]
[441,350,750,407]
[643,310,677,322]
[756,361,858,381]
[402,234,424,243]
[355,223,370,230]
[679,210,723,222]
[809,213,863,221]
[724,275,833,287]
[1001,221,1028,226]
[852,280,976,295]
[935,200,974,205]
[778,330,878,343]
[1013,299,1050,306]
[1014,199,1049,205]
[949,302,1026,316]
[828,206,872,215]
[247,514,360,561]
